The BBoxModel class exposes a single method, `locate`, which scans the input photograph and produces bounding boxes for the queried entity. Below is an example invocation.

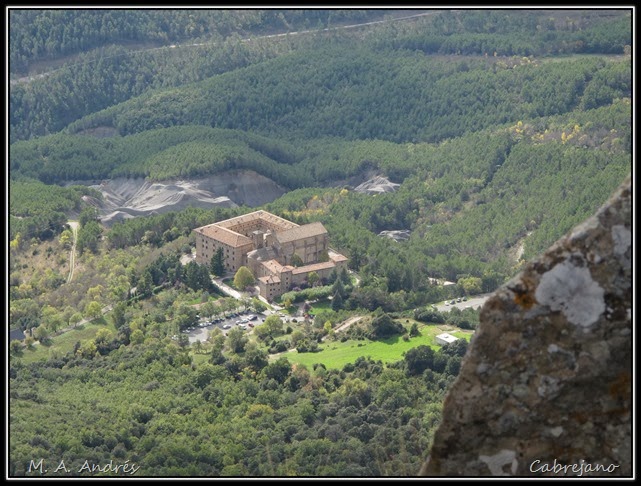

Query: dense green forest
[8,7,632,478]
[9,9,630,143]
[80,50,630,144]
[10,343,465,476]
[9,9,390,74]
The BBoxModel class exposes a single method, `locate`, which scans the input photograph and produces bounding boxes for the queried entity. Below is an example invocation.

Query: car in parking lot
[223,324,231,329]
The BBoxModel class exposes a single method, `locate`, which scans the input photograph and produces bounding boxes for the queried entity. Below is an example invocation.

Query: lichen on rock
[534,260,605,328]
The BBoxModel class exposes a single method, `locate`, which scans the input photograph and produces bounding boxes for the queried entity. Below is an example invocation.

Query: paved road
[213,278,243,299]
[435,294,492,313]
[11,11,438,86]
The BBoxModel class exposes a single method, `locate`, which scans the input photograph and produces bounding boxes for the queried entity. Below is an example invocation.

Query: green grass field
[20,317,117,364]
[275,321,473,370]
[308,300,331,315]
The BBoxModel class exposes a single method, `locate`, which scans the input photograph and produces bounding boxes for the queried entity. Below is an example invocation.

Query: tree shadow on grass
[379,335,403,346]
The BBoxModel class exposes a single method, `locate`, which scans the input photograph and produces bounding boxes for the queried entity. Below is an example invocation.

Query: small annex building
[435,332,459,346]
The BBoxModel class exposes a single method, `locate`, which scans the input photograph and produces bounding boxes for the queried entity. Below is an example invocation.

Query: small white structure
[436,333,459,346]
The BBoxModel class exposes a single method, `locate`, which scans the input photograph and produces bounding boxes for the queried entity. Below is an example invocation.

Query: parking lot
[183,310,303,344]
[434,293,491,313]
[181,310,261,344]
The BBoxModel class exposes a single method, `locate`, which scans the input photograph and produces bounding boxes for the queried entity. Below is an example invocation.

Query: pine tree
[331,291,343,311]
[340,267,350,285]
[210,247,225,276]
[332,277,346,299]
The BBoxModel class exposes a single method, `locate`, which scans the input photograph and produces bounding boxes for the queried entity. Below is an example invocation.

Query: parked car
[223,324,231,329]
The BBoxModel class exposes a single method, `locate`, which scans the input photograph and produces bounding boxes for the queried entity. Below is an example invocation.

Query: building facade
[193,210,348,300]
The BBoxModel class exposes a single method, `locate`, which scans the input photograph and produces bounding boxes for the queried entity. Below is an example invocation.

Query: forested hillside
[9,9,391,74]
[8,7,632,478]
[9,9,630,143]
[70,49,630,144]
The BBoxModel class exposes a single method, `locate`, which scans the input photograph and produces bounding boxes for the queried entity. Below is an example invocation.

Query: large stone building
[193,210,348,300]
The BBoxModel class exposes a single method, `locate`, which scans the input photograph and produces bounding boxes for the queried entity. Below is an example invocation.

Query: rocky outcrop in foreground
[421,175,631,477]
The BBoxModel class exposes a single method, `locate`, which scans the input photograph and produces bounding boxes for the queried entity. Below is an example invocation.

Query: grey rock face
[421,175,631,477]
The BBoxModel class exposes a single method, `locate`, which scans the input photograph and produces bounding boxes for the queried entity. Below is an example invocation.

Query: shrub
[413,308,446,323]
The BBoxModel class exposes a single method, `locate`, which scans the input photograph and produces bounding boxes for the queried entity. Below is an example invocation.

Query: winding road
[11,11,438,86]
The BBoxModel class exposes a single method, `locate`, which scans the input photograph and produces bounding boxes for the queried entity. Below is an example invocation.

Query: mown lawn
[20,317,117,364]
[308,300,331,315]
[277,321,473,370]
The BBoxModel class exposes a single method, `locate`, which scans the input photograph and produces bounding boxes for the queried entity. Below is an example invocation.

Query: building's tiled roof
[9,328,26,341]
[247,246,279,262]
[194,225,252,248]
[216,210,298,232]
[258,275,281,285]
[292,261,336,275]
[275,221,327,244]
[328,250,348,263]
[260,259,294,275]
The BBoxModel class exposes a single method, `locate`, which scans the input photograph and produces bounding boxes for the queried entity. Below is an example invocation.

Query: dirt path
[269,315,364,359]
[320,315,363,342]
[333,315,363,334]
[66,221,79,283]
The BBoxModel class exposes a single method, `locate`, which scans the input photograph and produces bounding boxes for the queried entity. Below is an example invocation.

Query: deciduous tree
[233,266,255,290]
